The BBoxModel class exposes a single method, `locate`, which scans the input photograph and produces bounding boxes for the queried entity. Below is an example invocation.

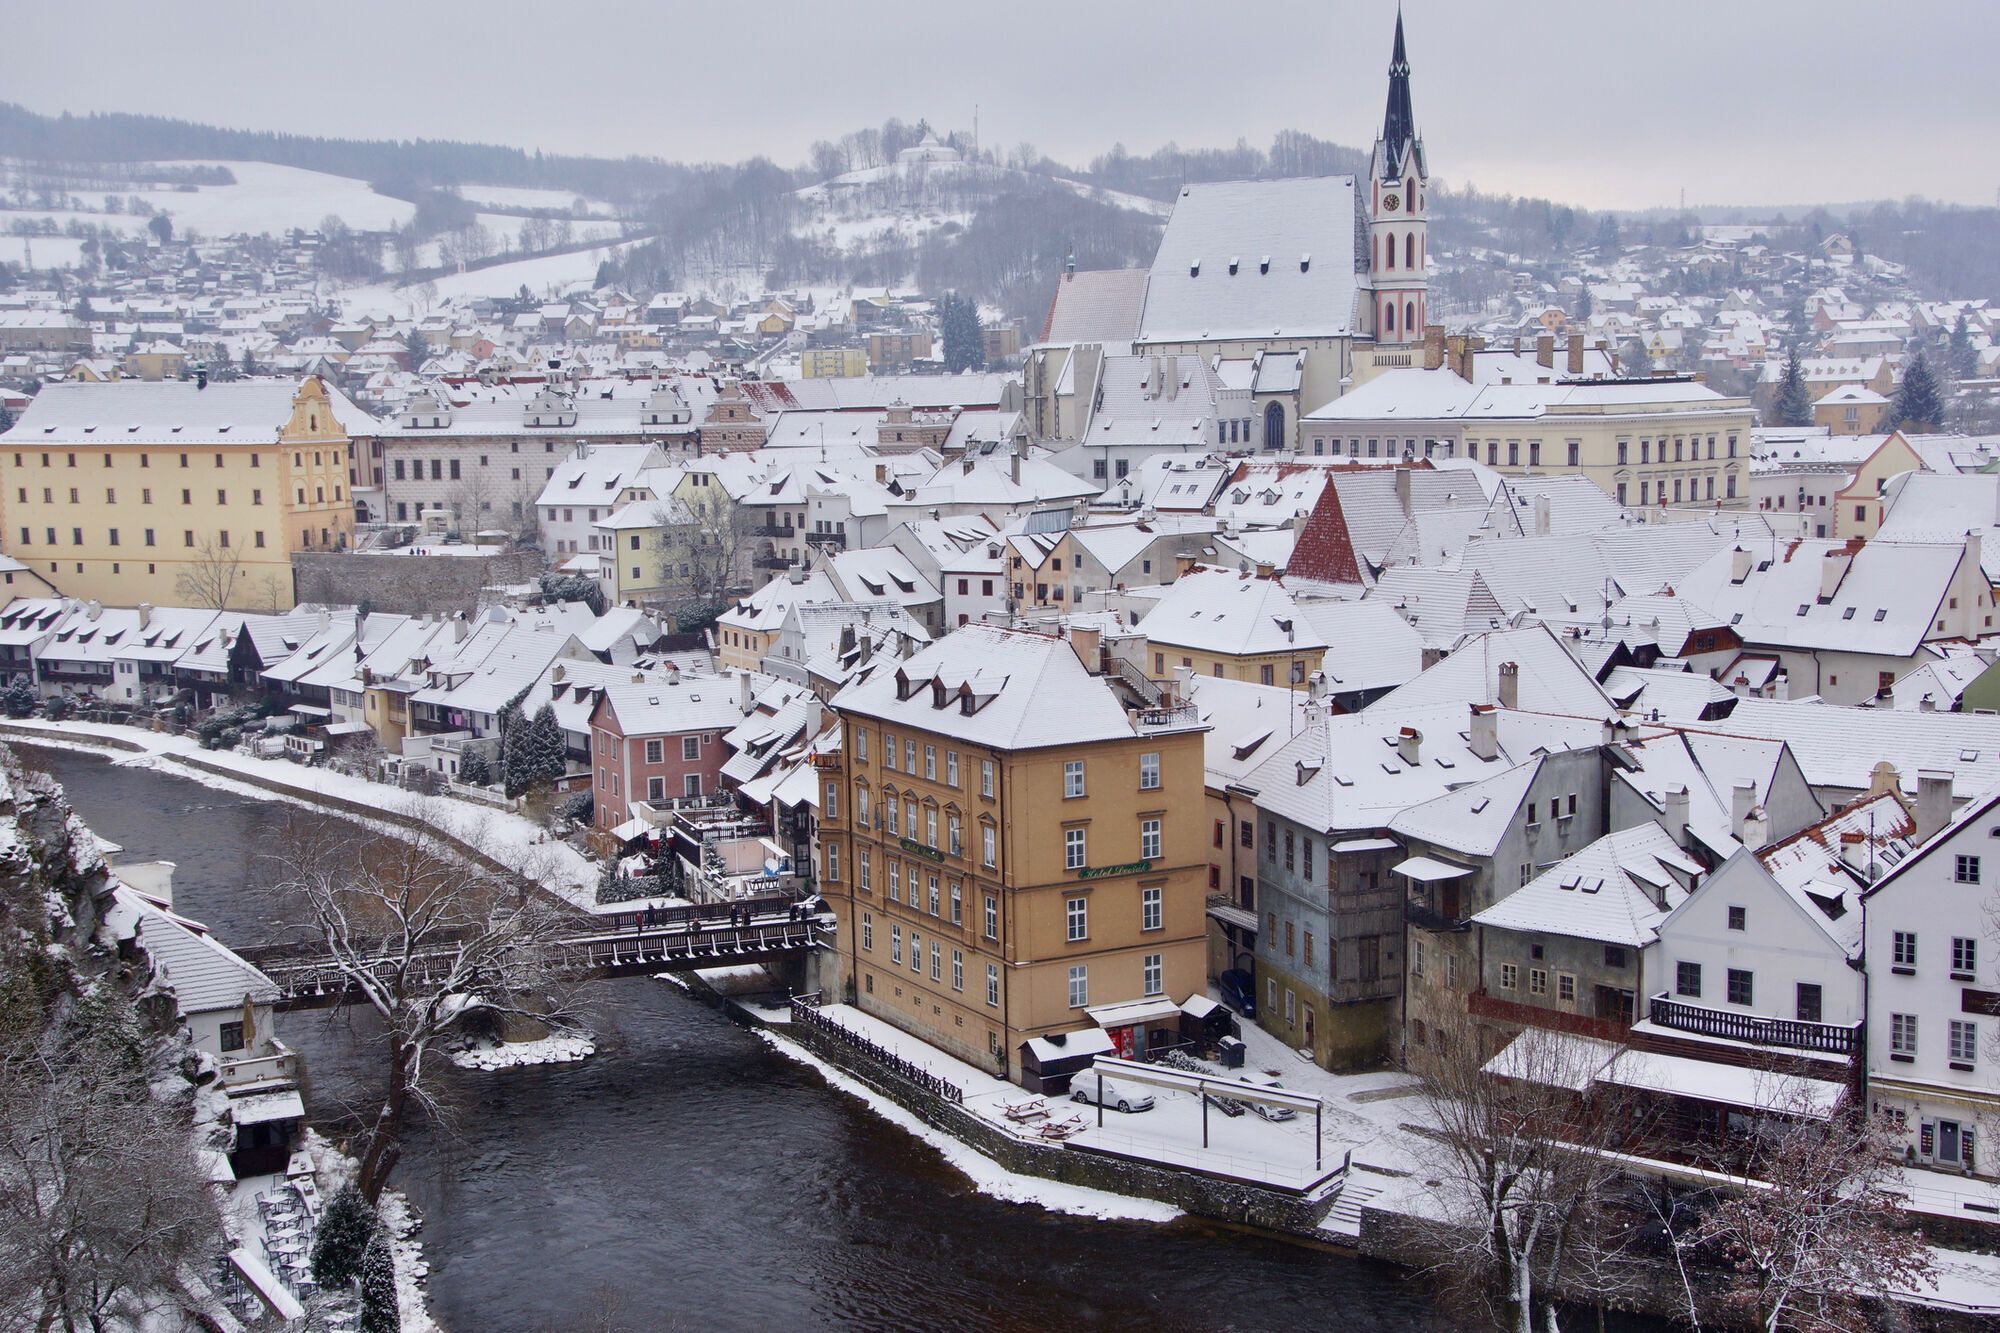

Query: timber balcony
[806,529,847,549]
[752,552,792,570]
[750,522,795,538]
[1646,992,1859,1056]
[1405,899,1469,933]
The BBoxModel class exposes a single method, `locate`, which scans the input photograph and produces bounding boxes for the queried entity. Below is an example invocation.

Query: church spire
[1379,8,1417,181]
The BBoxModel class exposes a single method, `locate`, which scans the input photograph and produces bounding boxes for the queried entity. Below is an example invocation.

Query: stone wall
[291,548,542,616]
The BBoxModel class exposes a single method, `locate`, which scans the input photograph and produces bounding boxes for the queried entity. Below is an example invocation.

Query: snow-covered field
[453,184,616,217]
[1,160,417,237]
[0,234,87,269]
[339,238,645,317]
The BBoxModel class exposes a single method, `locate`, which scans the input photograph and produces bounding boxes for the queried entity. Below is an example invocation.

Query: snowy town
[4,6,2000,1332]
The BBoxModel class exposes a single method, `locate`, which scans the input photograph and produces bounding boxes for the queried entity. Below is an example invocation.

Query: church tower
[1367,10,1428,347]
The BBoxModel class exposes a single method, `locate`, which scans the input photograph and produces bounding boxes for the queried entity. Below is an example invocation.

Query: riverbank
[0,718,602,909]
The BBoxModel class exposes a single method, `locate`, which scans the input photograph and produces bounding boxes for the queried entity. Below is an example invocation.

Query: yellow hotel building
[820,622,1210,1082]
[0,377,361,610]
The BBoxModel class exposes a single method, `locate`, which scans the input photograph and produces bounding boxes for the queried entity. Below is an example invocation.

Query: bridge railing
[790,996,965,1105]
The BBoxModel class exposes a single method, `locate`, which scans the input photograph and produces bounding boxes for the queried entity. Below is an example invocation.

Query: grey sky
[11,1,1996,210]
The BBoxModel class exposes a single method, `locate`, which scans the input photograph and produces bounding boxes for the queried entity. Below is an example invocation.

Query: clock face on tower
[1382,192,1400,212]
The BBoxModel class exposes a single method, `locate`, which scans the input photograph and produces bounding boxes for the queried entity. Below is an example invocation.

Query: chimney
[1819,548,1853,601]
[1915,768,1954,844]
[1255,561,1277,580]
[551,663,566,684]
[1741,808,1770,855]
[1496,661,1520,710]
[1731,780,1758,844]
[857,636,874,665]
[451,615,468,642]
[1535,334,1555,368]
[1919,692,1936,713]
[1662,786,1691,848]
[838,624,857,654]
[1469,703,1498,761]
[736,668,755,715]
[1396,726,1422,766]
[1567,333,1584,376]
[1730,546,1752,583]
[804,694,824,737]
[666,661,681,685]
[875,463,888,484]
[1423,324,1446,371]
[789,566,806,585]
[1010,451,1022,486]
[1068,624,1102,672]
[136,602,151,629]
[1533,494,1551,537]
[1395,466,1413,514]
[1839,831,1877,882]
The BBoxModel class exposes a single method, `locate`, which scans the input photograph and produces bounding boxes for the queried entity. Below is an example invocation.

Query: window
[948,813,961,857]
[884,794,900,836]
[645,739,664,764]
[1500,963,1518,990]
[924,744,936,780]
[1604,946,1627,969]
[882,733,896,770]
[1890,1012,1918,1057]
[824,784,839,822]
[984,894,998,940]
[856,788,870,828]
[982,824,996,868]
[952,950,964,992]
[1143,953,1163,997]
[854,729,869,764]
[904,740,916,772]
[891,925,903,964]
[1676,961,1702,998]
[1142,886,1162,931]
[219,1021,246,1053]
[930,942,941,982]
[1065,828,1086,870]
[1529,968,1548,996]
[927,876,940,915]
[1950,1019,1977,1065]
[1557,973,1577,1004]
[1139,751,1160,790]
[682,735,701,761]
[949,880,961,924]
[1412,939,1426,978]
[1140,818,1161,860]
[1953,936,1977,978]
[1068,965,1088,1009]
[825,844,840,882]
[1727,905,1746,931]
[1067,897,1088,941]
[909,931,922,973]
[1956,855,1981,885]
[1796,983,1822,1024]
[980,759,994,797]
[946,751,959,787]
[1726,968,1753,1007]
[1894,931,1918,969]
[861,913,873,951]
[1063,760,1085,798]
[987,965,1000,1007]
[858,848,871,892]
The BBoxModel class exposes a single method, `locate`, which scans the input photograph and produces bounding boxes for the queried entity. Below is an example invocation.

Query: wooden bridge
[235,897,828,1010]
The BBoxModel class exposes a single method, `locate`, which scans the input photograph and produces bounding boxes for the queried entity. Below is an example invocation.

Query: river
[28,746,1441,1331]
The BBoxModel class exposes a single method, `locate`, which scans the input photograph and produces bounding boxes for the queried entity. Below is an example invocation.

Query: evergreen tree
[358,1228,400,1333]
[41,693,72,721]
[2,674,37,718]
[457,746,491,788]
[1575,284,1593,319]
[1621,337,1653,378]
[528,704,566,786]
[1771,345,1812,427]
[309,1185,378,1288]
[240,348,258,376]
[496,698,531,797]
[1949,312,1979,381]
[939,292,984,373]
[1890,350,1944,432]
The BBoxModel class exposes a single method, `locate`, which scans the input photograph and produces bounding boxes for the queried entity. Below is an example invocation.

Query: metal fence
[790,995,965,1105]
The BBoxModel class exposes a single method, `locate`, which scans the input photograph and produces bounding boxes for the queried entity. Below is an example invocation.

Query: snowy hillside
[0,159,415,237]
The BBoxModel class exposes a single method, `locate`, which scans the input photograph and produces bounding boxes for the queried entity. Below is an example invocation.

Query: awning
[230,1088,305,1125]
[1332,837,1400,854]
[1394,855,1474,882]
[1086,997,1183,1029]
[609,817,652,842]
[1598,1048,1844,1120]
[1206,901,1258,931]
[1025,1027,1115,1064]
[323,721,372,736]
[287,704,331,718]
[1180,994,1221,1019]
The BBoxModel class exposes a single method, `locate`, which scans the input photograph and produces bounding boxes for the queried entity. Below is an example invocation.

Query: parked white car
[1069,1073,1155,1113]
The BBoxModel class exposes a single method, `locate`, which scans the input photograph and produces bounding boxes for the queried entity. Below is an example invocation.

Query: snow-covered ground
[0,234,87,270]
[339,238,646,316]
[1,718,600,909]
[453,184,616,217]
[0,160,417,237]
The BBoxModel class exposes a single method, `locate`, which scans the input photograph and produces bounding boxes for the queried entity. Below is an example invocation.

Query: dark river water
[28,746,1447,1332]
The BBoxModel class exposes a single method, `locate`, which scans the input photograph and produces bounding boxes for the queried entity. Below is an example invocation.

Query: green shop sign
[899,838,945,862]
[1077,860,1152,880]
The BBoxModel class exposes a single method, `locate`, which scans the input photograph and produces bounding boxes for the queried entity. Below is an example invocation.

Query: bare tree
[269,810,579,1202]
[174,537,247,610]
[0,989,223,1333]
[1669,1093,1935,1332]
[1410,1003,1652,1333]
[656,491,750,606]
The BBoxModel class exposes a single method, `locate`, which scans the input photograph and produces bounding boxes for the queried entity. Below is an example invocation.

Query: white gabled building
[1863,772,2000,1177]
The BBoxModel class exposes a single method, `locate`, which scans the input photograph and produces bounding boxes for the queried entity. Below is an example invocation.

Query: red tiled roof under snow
[1286,480,1367,585]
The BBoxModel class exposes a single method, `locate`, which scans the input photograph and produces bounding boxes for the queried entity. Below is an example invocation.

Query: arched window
[1384,236,1395,270]
[1384,301,1396,336]
[1404,233,1414,269]
[1406,300,1417,335]
[1263,401,1286,452]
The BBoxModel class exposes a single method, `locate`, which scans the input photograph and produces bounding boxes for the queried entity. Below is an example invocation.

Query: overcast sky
[12,1,1997,211]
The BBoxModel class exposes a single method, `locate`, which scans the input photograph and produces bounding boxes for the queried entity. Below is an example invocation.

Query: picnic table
[1002,1097,1049,1123]
[1036,1113,1086,1141]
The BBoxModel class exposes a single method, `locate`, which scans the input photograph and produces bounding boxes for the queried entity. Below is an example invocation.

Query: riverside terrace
[235,895,826,1009]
